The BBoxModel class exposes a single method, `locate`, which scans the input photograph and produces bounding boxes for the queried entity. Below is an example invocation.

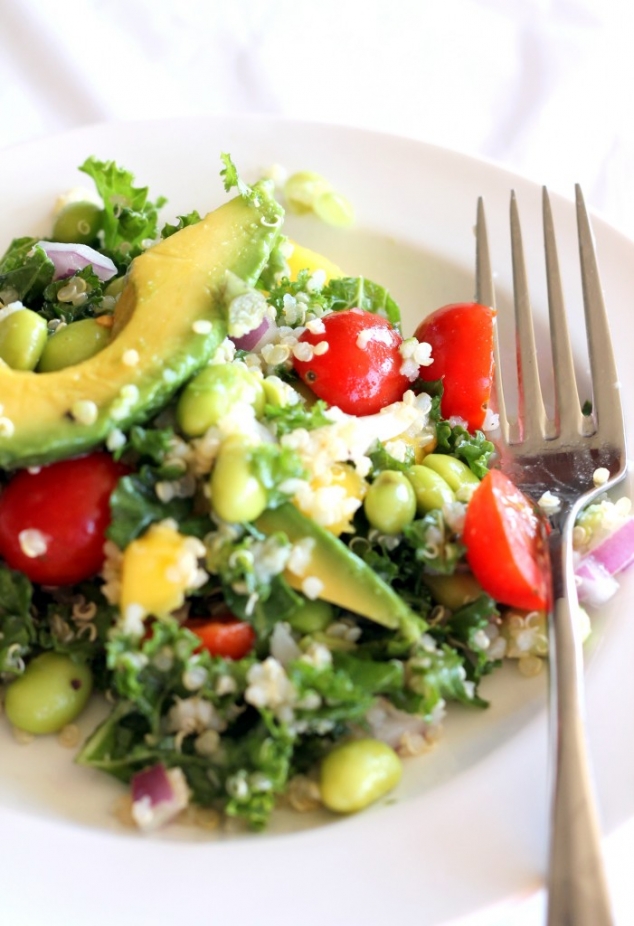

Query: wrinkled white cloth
[1,0,634,236]
[1,1,633,923]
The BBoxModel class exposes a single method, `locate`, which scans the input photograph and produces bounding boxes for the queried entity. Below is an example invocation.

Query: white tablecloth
[1,1,633,923]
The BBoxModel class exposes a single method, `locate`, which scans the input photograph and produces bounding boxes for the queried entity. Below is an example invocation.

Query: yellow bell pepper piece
[286,241,343,282]
[120,522,203,618]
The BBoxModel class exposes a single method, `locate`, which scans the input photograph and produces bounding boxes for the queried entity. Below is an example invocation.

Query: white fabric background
[2,0,634,236]
[1,0,633,923]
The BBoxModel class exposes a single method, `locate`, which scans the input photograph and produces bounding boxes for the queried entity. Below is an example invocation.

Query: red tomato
[463,469,550,611]
[414,302,495,431]
[0,453,128,586]
[185,616,256,660]
[292,309,411,416]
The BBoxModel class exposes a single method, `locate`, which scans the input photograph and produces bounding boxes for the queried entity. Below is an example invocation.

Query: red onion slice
[231,315,275,352]
[37,240,117,283]
[130,763,190,831]
[575,518,634,606]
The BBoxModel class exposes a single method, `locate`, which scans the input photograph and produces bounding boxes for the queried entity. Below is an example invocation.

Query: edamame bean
[37,318,111,372]
[177,364,265,437]
[287,598,334,634]
[0,307,47,370]
[422,453,480,493]
[52,201,103,245]
[104,275,127,297]
[364,470,416,534]
[284,171,333,214]
[320,738,402,813]
[422,573,484,610]
[313,190,355,228]
[210,436,267,523]
[407,464,456,514]
[4,652,93,734]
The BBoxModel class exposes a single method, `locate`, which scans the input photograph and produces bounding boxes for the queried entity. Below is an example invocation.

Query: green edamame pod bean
[313,190,355,228]
[177,363,265,437]
[422,453,480,493]
[422,573,484,610]
[284,171,333,214]
[364,470,416,534]
[287,598,334,634]
[52,201,103,245]
[320,738,402,813]
[407,464,455,514]
[4,652,93,734]
[104,275,127,297]
[37,318,111,372]
[0,307,47,370]
[210,436,267,523]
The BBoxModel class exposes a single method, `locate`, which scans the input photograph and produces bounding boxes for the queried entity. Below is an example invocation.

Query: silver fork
[476,186,627,925]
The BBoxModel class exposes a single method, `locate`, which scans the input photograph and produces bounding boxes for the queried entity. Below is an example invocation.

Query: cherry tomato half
[462,469,550,611]
[185,616,256,660]
[414,302,495,431]
[0,452,128,586]
[292,308,411,416]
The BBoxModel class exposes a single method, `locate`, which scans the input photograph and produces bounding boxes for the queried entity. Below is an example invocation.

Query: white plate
[1,116,633,926]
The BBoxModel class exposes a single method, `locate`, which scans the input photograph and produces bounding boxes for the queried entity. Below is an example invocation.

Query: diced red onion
[230,315,275,352]
[575,518,634,607]
[576,557,620,607]
[365,697,434,753]
[37,240,117,283]
[130,763,189,831]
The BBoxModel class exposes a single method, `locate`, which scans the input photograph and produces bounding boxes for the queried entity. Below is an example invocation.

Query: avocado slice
[256,503,423,642]
[0,186,283,469]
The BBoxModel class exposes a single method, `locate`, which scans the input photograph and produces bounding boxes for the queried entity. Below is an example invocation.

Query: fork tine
[576,185,626,454]
[542,188,584,440]
[476,197,509,444]
[510,191,548,442]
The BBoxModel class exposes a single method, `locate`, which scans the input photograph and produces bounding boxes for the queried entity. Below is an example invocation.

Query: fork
[475,186,628,925]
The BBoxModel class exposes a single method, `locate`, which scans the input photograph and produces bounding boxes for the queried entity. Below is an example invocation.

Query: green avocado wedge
[256,503,424,643]
[0,184,283,469]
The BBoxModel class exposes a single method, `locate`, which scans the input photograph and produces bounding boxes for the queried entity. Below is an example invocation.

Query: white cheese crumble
[356,327,394,350]
[482,407,500,431]
[106,428,127,451]
[122,349,140,367]
[292,341,315,362]
[245,658,296,711]
[71,399,99,426]
[209,337,236,365]
[0,417,15,437]
[286,538,316,577]
[592,467,610,487]
[301,576,324,599]
[306,269,326,292]
[305,317,326,335]
[121,603,146,637]
[398,337,433,381]
[313,341,329,356]
[538,490,562,515]
[261,342,291,366]
[167,696,226,736]
[18,529,48,558]
[192,319,213,335]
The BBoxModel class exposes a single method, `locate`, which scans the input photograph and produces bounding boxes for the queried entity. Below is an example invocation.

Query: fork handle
[547,594,614,925]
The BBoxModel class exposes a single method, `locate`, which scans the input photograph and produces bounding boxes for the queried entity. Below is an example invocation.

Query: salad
[0,156,631,833]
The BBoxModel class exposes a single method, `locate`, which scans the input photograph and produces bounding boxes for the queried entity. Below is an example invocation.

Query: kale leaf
[322,276,401,327]
[434,422,494,479]
[0,565,36,679]
[79,156,166,267]
[0,237,54,305]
